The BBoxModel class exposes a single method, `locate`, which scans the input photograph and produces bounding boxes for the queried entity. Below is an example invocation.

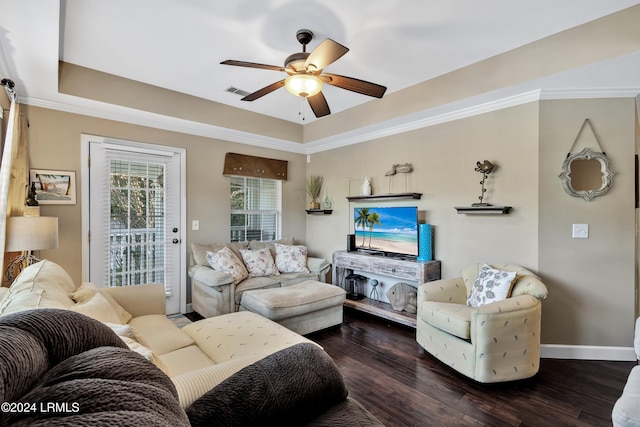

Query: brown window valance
[223,152,288,181]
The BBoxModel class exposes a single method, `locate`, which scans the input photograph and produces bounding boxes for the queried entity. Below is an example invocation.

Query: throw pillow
[206,246,249,285]
[274,243,310,273]
[70,292,123,324]
[466,264,517,308]
[248,237,295,259]
[239,248,280,277]
[71,282,133,324]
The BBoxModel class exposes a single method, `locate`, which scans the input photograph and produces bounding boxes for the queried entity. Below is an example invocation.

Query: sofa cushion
[155,345,215,377]
[10,259,77,294]
[186,342,347,427]
[275,243,310,273]
[0,289,71,315]
[69,292,123,324]
[192,242,248,266]
[129,314,195,355]
[70,282,133,324]
[239,247,280,277]
[4,260,77,309]
[419,301,474,340]
[206,247,249,285]
[466,264,517,308]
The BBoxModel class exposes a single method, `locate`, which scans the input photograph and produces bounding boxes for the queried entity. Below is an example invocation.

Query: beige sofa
[417,263,548,383]
[0,260,316,408]
[189,239,331,318]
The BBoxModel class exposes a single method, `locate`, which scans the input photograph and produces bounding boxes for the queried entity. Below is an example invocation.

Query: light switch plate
[572,224,588,238]
[192,220,200,231]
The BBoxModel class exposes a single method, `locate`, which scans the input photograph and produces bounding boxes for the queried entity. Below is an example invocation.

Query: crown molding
[21,87,640,156]
[22,96,309,154]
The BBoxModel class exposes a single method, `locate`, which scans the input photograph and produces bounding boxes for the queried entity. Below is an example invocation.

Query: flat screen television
[353,206,418,257]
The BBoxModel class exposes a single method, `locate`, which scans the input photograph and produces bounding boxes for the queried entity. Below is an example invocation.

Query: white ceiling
[1,0,640,150]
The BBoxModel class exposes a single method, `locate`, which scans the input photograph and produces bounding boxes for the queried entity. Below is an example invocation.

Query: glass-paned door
[88,140,182,314]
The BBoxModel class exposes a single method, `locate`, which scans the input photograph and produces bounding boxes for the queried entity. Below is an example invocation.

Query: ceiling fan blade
[307,91,331,118]
[241,80,286,101]
[321,73,387,98]
[305,39,349,71]
[221,60,285,72]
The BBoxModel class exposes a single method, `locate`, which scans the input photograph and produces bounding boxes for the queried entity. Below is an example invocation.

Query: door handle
[172,238,180,244]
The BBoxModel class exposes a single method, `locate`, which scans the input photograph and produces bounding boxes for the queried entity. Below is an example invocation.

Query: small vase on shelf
[322,193,332,209]
[361,177,372,196]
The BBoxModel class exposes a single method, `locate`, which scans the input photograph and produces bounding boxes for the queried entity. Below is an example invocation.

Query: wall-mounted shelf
[347,192,422,202]
[455,205,512,215]
[306,209,333,215]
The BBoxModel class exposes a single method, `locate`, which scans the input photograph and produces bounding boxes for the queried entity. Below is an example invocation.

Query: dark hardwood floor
[307,309,634,427]
[184,309,633,426]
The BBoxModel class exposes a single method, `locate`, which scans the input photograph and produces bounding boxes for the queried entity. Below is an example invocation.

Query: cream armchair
[416,263,548,383]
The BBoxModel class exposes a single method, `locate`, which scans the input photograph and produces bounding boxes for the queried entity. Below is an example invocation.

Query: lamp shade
[5,216,59,252]
[284,74,322,98]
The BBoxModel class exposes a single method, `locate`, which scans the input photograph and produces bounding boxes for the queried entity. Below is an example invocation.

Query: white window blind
[230,176,281,242]
[101,148,174,290]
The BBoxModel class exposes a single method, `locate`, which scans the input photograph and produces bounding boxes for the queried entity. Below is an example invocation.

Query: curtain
[0,100,29,285]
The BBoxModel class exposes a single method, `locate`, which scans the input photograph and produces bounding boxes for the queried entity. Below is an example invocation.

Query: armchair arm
[418,278,467,304]
[101,283,166,317]
[470,295,542,382]
[307,257,330,283]
[188,265,234,292]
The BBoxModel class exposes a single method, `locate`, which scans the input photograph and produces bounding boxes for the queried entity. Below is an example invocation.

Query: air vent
[226,86,250,97]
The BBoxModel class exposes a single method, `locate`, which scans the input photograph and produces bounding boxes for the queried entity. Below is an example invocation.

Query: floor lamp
[4,216,59,283]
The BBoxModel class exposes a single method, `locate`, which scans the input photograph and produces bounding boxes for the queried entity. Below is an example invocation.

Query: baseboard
[185,303,193,314]
[541,344,637,361]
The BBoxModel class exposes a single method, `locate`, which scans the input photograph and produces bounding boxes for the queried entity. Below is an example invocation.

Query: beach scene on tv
[353,206,418,256]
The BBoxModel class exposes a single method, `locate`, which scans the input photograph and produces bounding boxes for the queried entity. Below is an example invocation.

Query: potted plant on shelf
[306,175,324,210]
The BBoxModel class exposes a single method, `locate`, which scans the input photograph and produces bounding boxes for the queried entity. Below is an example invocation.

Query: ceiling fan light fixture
[284,74,322,98]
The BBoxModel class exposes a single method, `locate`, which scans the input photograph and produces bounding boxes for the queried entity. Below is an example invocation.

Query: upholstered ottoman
[239,280,346,335]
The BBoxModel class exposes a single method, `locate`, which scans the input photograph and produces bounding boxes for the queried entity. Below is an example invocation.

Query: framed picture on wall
[29,169,76,205]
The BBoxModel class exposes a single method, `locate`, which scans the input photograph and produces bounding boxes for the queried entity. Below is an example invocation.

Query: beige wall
[21,105,309,286]
[307,102,540,279]
[539,98,637,347]
[308,98,638,347]
[15,96,640,348]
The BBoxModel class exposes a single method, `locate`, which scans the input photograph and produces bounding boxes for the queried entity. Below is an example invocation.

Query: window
[230,176,281,242]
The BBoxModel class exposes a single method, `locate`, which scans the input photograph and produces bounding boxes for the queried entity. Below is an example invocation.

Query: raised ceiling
[1,0,640,153]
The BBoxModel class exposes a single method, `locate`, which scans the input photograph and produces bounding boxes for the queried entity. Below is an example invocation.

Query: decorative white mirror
[559,148,614,201]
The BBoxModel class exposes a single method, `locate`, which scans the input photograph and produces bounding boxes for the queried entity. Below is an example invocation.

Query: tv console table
[332,250,441,328]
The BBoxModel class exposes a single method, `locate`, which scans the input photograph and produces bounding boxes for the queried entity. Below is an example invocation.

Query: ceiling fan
[221,29,387,118]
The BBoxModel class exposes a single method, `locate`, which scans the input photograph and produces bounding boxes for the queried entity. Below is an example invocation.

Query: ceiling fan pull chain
[299,97,306,121]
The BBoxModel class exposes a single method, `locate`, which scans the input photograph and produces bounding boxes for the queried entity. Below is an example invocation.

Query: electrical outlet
[572,224,588,239]
[192,220,200,231]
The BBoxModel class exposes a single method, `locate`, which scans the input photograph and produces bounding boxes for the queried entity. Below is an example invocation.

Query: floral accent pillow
[274,243,310,273]
[466,264,517,308]
[239,248,280,277]
[206,246,249,285]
